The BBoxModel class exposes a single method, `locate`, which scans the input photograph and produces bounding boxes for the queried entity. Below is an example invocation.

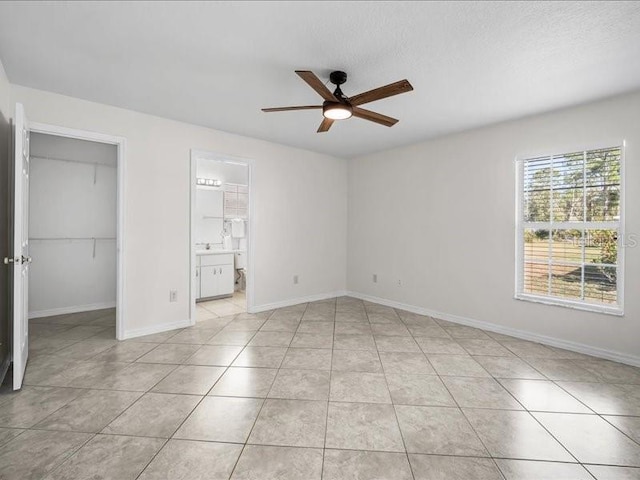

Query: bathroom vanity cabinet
[195,252,234,300]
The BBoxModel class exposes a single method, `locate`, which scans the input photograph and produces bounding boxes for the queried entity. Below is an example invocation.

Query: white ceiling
[1,1,639,158]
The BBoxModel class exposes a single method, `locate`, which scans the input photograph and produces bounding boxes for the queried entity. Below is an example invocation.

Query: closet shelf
[29,237,116,241]
[31,155,116,168]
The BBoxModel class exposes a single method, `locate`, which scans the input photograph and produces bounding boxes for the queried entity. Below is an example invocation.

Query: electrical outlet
[169,290,178,302]
[373,274,378,283]
[397,279,402,287]
[293,275,299,285]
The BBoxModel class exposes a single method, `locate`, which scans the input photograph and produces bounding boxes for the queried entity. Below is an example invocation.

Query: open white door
[11,103,30,389]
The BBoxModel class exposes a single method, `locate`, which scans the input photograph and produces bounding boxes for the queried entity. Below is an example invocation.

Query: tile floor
[197,291,247,318]
[1,297,640,479]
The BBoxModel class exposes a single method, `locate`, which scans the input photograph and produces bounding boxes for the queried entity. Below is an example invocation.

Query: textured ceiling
[1,1,639,158]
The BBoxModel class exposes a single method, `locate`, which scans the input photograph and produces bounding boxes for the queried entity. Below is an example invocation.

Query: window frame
[514,141,625,316]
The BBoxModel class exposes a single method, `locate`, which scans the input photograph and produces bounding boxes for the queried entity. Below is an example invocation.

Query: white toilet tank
[234,251,247,269]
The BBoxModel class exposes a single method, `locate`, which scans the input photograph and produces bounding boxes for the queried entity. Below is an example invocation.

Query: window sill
[515,293,623,316]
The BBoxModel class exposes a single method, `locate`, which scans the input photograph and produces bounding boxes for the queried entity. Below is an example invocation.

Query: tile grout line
[39,430,100,478]
[513,354,640,451]
[223,306,305,480]
[320,299,336,480]
[376,306,417,480]
[135,311,262,480]
[550,378,640,449]
[8,299,640,478]
[26,309,243,479]
[401,309,603,477]
[404,311,507,480]
[485,343,601,474]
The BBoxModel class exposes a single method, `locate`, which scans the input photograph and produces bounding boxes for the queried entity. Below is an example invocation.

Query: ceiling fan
[262,70,413,133]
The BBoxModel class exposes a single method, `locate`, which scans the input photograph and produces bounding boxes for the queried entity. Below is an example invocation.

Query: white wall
[11,85,348,337]
[28,133,117,316]
[348,91,640,364]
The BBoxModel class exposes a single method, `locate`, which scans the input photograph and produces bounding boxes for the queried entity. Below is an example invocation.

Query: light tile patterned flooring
[1,297,640,479]
[197,291,247,318]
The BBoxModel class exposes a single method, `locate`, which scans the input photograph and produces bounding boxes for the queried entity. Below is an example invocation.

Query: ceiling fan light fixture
[322,102,352,120]
[262,70,412,132]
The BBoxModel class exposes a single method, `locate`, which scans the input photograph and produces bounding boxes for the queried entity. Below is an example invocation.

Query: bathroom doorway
[189,150,253,324]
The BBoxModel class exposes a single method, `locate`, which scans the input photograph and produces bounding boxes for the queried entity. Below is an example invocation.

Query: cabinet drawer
[199,253,233,266]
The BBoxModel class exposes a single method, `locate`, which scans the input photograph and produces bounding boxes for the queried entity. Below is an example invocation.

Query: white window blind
[516,145,624,314]
[223,183,248,219]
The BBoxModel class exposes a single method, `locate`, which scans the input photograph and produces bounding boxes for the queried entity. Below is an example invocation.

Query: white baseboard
[29,301,116,319]
[126,291,348,341]
[346,291,640,368]
[250,290,348,314]
[121,318,192,341]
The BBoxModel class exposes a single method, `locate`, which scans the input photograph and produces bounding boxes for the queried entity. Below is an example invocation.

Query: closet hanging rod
[30,155,116,168]
[29,237,116,241]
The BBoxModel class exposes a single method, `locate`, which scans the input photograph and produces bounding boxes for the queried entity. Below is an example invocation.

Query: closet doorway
[27,124,125,342]
[190,150,254,324]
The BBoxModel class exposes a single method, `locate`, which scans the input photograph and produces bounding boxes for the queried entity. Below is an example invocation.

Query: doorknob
[4,256,31,264]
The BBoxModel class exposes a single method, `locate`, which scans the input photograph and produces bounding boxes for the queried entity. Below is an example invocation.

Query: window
[223,183,248,219]
[516,145,624,314]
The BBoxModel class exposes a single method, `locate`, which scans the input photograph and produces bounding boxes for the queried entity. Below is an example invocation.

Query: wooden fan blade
[349,79,413,106]
[262,105,322,112]
[296,70,338,102]
[317,117,334,133]
[352,107,399,127]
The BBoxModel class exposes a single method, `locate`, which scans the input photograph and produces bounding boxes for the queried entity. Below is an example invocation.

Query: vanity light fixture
[197,177,222,187]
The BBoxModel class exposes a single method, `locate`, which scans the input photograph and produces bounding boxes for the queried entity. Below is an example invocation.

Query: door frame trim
[189,149,255,324]
[29,122,127,340]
